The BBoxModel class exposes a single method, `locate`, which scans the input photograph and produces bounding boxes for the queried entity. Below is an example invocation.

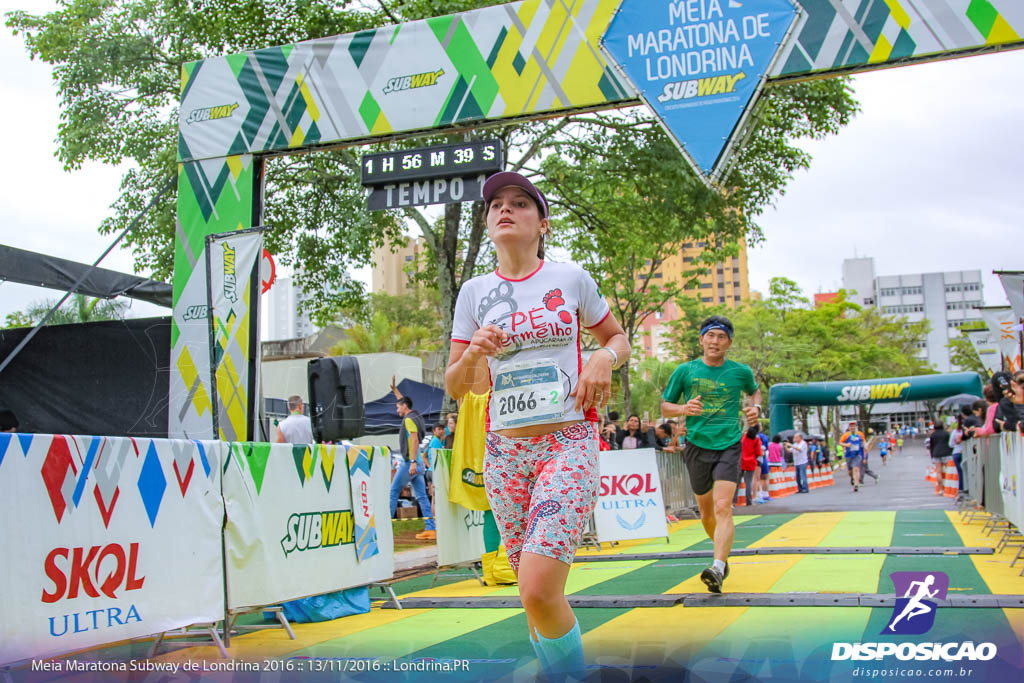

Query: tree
[329,311,437,357]
[4,311,34,329]
[8,294,128,326]
[332,287,444,338]
[622,357,679,423]
[947,321,988,381]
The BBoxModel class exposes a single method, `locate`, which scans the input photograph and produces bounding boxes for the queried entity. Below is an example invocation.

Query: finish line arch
[768,372,984,436]
[170,0,1023,439]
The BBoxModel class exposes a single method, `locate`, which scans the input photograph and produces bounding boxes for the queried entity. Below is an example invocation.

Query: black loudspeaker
[308,356,364,441]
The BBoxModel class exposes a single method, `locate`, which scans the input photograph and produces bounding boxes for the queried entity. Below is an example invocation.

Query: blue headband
[700,322,733,339]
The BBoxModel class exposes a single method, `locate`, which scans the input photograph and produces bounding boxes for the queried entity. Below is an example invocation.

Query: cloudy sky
[1,1,1021,326]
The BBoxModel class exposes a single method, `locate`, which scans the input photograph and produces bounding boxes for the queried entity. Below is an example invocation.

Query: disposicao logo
[831,571,998,662]
[383,69,444,94]
[885,571,947,635]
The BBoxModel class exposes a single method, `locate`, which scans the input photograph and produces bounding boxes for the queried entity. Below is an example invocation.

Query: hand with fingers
[464,324,509,362]
[683,395,703,416]
[572,347,614,413]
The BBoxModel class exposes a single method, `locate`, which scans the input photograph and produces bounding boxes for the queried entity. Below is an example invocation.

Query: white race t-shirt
[451,260,611,430]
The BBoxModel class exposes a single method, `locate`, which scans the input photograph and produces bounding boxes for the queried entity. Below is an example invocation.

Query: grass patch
[392,517,432,552]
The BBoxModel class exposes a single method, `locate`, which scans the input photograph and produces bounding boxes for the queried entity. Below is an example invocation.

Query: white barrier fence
[431,450,485,567]
[0,434,224,665]
[223,443,393,610]
[999,432,1023,531]
[0,434,394,666]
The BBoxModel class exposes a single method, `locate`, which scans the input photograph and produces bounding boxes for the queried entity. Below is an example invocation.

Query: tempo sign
[362,139,503,211]
[366,174,488,211]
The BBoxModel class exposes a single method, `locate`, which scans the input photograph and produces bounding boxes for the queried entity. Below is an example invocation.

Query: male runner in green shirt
[661,315,761,592]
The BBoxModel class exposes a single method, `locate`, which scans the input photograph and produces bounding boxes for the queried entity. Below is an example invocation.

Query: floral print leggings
[484,422,599,573]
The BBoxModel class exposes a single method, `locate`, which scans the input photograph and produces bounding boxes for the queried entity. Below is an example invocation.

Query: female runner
[445,171,629,677]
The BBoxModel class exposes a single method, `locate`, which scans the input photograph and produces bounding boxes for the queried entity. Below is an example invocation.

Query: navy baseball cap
[482,171,548,218]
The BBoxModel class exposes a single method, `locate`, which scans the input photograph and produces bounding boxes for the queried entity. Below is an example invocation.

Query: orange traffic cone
[943,461,959,498]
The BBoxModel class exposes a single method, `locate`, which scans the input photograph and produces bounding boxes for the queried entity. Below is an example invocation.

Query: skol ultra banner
[206,229,263,442]
[594,448,669,543]
[432,449,486,567]
[346,445,380,562]
[222,442,393,610]
[0,434,224,665]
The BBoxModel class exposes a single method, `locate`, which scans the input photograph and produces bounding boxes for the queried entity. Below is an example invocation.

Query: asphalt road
[748,439,956,514]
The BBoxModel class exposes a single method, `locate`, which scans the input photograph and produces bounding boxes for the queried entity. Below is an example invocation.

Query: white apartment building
[842,257,984,373]
[266,275,316,341]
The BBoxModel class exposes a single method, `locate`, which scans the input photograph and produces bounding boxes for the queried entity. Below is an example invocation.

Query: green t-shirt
[661,358,757,451]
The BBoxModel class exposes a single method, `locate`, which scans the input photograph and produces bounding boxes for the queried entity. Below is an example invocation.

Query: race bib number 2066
[491,360,565,429]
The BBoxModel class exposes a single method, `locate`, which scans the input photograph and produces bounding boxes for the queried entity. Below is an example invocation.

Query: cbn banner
[207,229,263,442]
[222,442,393,611]
[346,445,379,562]
[0,434,224,665]
[594,448,669,543]
[432,449,486,567]
[999,433,1023,530]
[964,327,1003,375]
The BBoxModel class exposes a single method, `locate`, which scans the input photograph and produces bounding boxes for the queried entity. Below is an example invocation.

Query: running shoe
[701,565,725,593]
[854,485,859,492]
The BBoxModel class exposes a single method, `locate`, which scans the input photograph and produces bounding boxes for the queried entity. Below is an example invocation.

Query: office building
[266,275,317,341]
[841,257,984,373]
[372,237,426,296]
[638,240,752,359]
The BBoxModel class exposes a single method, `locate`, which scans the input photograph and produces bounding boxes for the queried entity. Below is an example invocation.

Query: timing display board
[361,140,503,186]
[366,173,487,211]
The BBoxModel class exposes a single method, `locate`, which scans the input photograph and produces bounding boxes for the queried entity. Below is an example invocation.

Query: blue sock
[535,618,583,679]
[530,631,550,672]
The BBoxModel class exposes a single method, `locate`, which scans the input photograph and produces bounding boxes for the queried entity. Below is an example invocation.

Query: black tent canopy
[363,378,446,435]
[0,244,172,308]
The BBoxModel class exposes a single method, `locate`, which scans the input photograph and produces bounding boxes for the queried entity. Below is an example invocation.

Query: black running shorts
[682,440,742,496]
